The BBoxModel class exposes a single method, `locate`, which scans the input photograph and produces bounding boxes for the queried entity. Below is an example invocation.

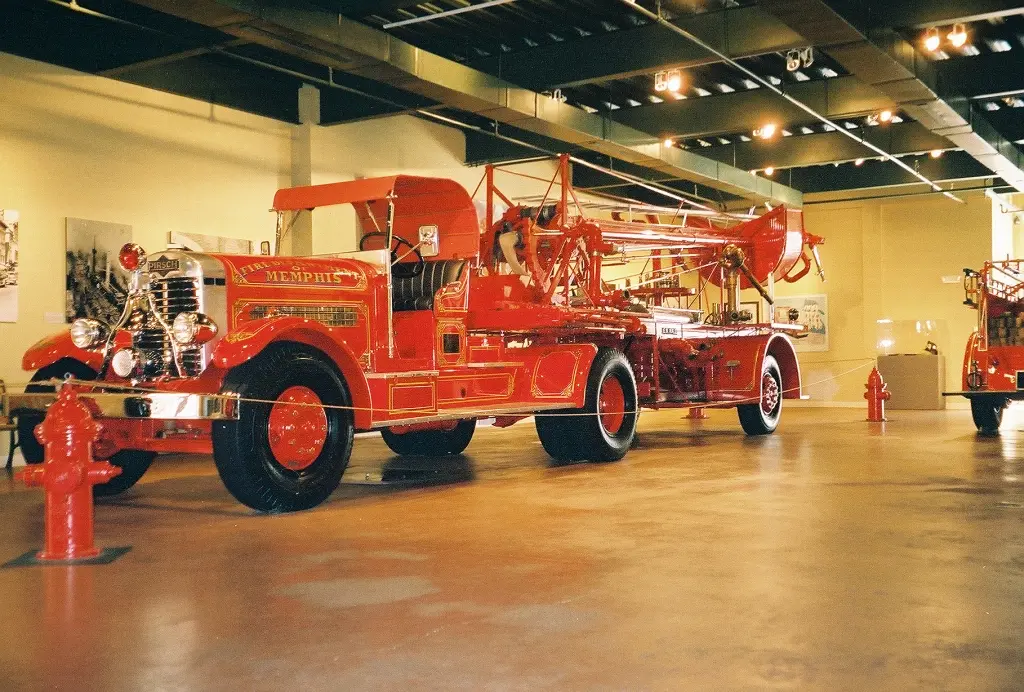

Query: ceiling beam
[759,0,1024,192]
[99,38,248,76]
[849,0,1024,29]
[787,150,993,192]
[609,76,892,140]
[937,51,1024,101]
[466,5,805,90]
[331,0,426,17]
[126,0,803,206]
[696,121,953,171]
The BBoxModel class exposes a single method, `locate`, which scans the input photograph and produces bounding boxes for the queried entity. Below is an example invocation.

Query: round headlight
[172,312,199,345]
[118,243,146,272]
[70,318,104,349]
[111,349,137,378]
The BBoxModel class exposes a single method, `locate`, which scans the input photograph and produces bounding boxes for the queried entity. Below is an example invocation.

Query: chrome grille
[135,276,201,377]
[248,304,358,327]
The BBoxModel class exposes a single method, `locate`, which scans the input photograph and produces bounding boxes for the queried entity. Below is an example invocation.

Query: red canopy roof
[272,175,472,211]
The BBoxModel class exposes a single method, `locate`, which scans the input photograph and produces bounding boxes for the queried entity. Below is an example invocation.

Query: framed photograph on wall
[169,231,253,255]
[66,218,131,324]
[774,294,829,352]
[0,209,19,323]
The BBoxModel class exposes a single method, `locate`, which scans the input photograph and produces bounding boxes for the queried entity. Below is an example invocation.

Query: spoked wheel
[18,358,154,496]
[381,419,476,456]
[213,343,354,513]
[738,355,783,436]
[971,395,1007,435]
[536,348,638,464]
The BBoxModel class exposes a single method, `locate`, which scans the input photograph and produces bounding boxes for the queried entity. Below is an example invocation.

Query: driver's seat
[392,259,467,312]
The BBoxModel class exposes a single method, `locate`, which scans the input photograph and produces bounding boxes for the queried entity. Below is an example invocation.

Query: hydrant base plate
[2,545,131,568]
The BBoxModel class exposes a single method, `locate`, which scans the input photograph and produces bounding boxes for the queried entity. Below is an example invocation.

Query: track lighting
[764,166,775,176]
[754,123,778,140]
[924,27,941,52]
[948,24,967,48]
[654,69,683,93]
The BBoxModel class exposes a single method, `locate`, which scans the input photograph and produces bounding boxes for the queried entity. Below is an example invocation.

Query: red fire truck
[13,156,824,512]
[949,260,1024,433]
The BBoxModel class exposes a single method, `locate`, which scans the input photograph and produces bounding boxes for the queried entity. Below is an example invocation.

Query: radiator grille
[135,276,201,377]
[248,304,358,327]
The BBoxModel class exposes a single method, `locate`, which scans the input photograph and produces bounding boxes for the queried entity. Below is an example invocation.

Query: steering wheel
[359,232,424,278]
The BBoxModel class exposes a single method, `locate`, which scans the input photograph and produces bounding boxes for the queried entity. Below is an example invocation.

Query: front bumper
[8,391,239,420]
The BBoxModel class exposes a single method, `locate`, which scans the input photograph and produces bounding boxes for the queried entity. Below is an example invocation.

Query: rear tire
[971,395,1007,435]
[536,348,638,464]
[18,359,154,496]
[381,420,476,456]
[213,343,353,513]
[738,355,782,436]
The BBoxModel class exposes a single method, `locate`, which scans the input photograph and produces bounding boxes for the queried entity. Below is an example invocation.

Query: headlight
[70,318,106,349]
[172,312,217,345]
[111,349,137,378]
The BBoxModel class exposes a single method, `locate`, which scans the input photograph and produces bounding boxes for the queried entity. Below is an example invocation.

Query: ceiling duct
[759,0,1024,193]
[126,0,802,207]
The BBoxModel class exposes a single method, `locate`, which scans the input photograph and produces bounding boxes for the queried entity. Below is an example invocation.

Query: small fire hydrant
[864,367,891,422]
[17,384,121,562]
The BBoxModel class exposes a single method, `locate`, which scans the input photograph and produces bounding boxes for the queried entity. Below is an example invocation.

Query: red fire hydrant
[17,384,121,562]
[864,367,891,422]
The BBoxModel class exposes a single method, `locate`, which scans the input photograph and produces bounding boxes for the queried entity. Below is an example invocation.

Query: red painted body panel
[957,261,1024,396]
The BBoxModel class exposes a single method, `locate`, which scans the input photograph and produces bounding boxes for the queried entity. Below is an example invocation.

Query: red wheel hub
[598,376,626,434]
[761,372,780,416]
[267,386,328,471]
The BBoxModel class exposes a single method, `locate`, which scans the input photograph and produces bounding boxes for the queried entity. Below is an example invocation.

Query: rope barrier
[1,357,876,420]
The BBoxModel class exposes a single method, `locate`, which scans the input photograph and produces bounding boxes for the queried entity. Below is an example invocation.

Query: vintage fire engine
[949,260,1024,433]
[14,156,824,512]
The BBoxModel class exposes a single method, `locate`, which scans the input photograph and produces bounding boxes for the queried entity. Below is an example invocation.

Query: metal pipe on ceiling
[616,0,965,204]
[382,0,517,29]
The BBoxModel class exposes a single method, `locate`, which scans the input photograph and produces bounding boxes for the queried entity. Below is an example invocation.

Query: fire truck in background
[950,260,1024,433]
[13,155,824,513]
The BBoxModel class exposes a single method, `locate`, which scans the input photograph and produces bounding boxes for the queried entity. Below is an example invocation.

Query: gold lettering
[266,270,278,281]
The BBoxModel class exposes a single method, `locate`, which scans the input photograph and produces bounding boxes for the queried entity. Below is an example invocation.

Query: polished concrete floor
[2,406,1024,690]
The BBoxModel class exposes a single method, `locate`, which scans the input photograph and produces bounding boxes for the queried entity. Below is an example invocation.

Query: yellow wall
[775,193,992,405]
[0,52,290,387]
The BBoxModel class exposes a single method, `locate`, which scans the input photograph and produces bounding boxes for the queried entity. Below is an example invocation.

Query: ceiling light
[855,158,864,166]
[764,166,775,176]
[890,115,904,123]
[930,149,943,158]
[924,27,941,52]
[663,138,674,147]
[768,76,782,86]
[754,122,777,140]
[984,102,1001,111]
[648,95,664,104]
[670,92,686,100]
[948,23,968,48]
[793,71,810,82]
[739,135,751,142]
[718,137,731,145]
[781,129,793,137]
[694,87,712,97]
[988,39,1012,53]
[820,67,838,78]
[717,83,736,93]
[879,109,893,123]
[786,50,801,71]
[741,79,760,90]
[800,126,814,134]
[666,70,683,92]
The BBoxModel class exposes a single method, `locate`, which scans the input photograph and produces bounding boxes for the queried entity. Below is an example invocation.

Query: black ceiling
[4,0,1024,205]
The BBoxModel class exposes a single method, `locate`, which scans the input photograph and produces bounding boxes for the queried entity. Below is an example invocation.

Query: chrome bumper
[7,391,239,420]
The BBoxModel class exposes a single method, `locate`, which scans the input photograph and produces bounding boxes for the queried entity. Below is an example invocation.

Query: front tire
[536,348,638,464]
[212,343,354,513]
[738,355,783,436]
[18,358,153,496]
[381,420,476,456]
[971,395,1007,435]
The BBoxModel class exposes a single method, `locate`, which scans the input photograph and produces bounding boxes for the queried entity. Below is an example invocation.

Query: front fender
[211,318,372,429]
[23,330,103,372]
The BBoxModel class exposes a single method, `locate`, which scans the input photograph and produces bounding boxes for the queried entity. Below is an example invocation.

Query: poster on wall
[774,294,829,352]
[66,218,131,324]
[0,209,19,323]
[170,231,252,255]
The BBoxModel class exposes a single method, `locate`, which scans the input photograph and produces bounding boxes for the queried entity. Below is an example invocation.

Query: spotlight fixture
[663,138,674,148]
[855,158,864,166]
[764,166,775,176]
[930,149,943,158]
[879,109,893,123]
[785,47,815,72]
[948,23,968,48]
[924,27,941,52]
[754,123,778,140]
[654,69,683,93]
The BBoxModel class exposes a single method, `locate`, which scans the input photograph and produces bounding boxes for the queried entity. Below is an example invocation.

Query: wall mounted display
[170,231,252,255]
[0,209,19,323]
[66,218,131,324]
[774,294,829,352]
